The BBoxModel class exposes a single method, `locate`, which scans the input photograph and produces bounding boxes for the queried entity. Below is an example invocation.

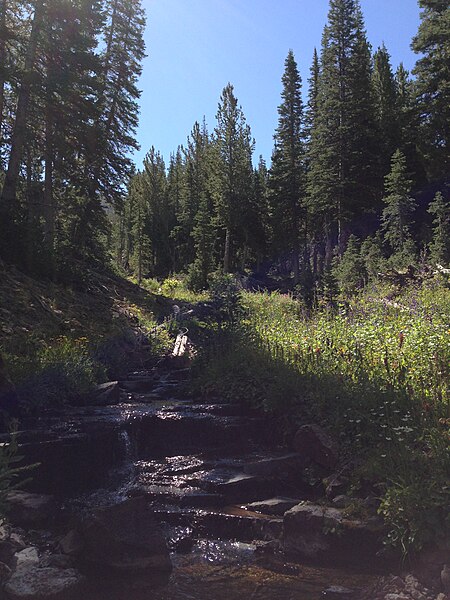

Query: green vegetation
[193,277,449,555]
[0,0,449,560]
[0,263,175,417]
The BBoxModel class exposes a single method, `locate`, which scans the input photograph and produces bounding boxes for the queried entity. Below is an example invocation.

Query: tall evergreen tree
[178,121,210,269]
[308,0,378,263]
[412,0,450,179]
[382,149,417,265]
[372,44,398,180]
[213,83,254,273]
[428,191,450,265]
[141,147,170,276]
[268,50,306,285]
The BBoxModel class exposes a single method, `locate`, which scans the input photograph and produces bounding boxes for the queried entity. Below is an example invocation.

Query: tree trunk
[292,247,300,285]
[0,0,7,149]
[223,227,231,273]
[44,98,54,253]
[0,1,43,207]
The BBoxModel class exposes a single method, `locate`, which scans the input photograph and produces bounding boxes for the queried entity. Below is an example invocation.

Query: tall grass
[193,278,450,554]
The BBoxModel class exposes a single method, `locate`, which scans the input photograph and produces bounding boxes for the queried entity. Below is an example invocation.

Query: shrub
[0,423,36,519]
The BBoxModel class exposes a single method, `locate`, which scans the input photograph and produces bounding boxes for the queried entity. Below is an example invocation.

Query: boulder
[244,454,304,480]
[14,548,39,568]
[282,501,384,564]
[292,424,338,469]
[40,555,74,569]
[4,565,85,600]
[0,526,26,565]
[91,382,120,406]
[120,379,156,393]
[78,497,172,576]
[213,473,275,503]
[245,497,302,516]
[0,561,12,583]
[6,492,56,528]
[58,530,84,557]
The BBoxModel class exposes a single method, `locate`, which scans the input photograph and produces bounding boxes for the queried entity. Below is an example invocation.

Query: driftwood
[172,332,188,357]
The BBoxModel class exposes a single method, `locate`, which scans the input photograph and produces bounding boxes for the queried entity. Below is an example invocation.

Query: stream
[14,360,381,599]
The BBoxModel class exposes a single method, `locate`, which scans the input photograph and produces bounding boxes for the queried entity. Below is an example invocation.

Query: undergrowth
[192,277,450,555]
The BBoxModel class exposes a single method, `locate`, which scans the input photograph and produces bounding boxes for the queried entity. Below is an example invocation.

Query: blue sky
[134,0,421,167]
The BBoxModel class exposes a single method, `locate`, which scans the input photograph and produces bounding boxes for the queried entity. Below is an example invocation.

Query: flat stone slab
[244,453,304,478]
[245,497,303,516]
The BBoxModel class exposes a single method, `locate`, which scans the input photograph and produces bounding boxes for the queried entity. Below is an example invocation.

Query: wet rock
[0,561,12,582]
[6,492,56,528]
[90,382,120,406]
[120,379,156,393]
[442,565,450,593]
[282,501,384,564]
[322,585,357,598]
[0,526,26,565]
[413,547,450,590]
[244,453,304,480]
[325,474,349,499]
[147,384,179,399]
[4,565,85,600]
[15,548,39,568]
[194,510,282,543]
[331,495,353,509]
[245,497,302,516]
[179,493,224,509]
[293,424,338,470]
[78,497,172,576]
[40,554,74,569]
[214,473,274,503]
[58,530,84,557]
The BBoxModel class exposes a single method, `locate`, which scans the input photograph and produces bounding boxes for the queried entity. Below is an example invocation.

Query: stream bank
[0,344,448,600]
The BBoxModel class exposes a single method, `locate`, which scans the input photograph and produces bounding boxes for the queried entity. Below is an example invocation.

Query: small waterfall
[118,429,133,461]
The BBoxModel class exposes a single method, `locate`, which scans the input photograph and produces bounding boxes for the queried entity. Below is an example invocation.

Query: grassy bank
[192,277,450,555]
[0,262,175,415]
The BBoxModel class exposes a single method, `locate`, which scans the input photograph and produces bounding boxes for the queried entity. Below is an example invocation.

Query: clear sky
[134,0,421,168]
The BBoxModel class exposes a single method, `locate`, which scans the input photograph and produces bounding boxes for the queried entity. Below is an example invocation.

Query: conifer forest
[0,1,449,599]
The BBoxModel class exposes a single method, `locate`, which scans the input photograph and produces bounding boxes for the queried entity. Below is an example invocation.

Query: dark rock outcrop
[78,497,172,577]
[292,424,338,470]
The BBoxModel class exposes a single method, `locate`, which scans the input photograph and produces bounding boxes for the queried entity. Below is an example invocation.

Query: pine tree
[167,148,185,272]
[382,149,417,267]
[141,147,170,276]
[428,191,450,265]
[251,156,269,272]
[178,121,210,269]
[333,234,366,295]
[187,194,215,291]
[213,83,254,273]
[308,0,378,262]
[395,63,426,189]
[412,0,450,179]
[372,45,398,180]
[0,1,44,212]
[129,172,151,284]
[268,50,306,285]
